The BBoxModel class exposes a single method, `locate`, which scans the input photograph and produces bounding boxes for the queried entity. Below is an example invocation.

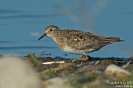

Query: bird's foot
[72,55,90,66]
[79,55,89,61]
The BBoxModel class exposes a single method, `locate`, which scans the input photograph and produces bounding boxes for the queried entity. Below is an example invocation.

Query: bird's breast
[52,37,66,50]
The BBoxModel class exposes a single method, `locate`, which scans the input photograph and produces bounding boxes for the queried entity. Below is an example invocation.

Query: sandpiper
[38,25,123,60]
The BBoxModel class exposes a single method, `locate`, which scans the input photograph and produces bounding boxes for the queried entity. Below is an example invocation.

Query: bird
[38,25,124,60]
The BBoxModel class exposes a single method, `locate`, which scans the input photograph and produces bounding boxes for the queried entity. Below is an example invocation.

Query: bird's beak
[38,33,46,40]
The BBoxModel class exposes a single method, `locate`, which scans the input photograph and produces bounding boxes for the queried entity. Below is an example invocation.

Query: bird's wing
[63,30,102,50]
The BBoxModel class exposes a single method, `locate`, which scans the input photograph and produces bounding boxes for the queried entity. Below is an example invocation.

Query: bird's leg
[72,55,89,65]
[79,55,89,61]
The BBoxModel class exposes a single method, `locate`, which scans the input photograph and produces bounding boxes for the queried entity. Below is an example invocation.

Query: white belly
[63,46,95,55]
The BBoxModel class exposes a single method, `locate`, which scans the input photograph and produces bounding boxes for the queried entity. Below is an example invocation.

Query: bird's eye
[50,29,52,31]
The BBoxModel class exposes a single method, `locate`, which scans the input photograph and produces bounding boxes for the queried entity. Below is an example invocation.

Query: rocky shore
[0,53,133,88]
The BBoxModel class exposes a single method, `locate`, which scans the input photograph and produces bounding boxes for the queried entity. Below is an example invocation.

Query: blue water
[0,39,82,58]
[0,38,129,59]
[0,0,133,58]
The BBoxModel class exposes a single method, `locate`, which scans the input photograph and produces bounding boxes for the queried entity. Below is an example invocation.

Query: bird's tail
[105,37,124,42]
[99,37,124,45]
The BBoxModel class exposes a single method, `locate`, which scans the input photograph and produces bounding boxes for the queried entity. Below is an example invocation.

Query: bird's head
[38,25,60,40]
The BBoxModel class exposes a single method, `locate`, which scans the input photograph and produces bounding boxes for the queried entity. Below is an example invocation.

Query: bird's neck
[51,31,66,50]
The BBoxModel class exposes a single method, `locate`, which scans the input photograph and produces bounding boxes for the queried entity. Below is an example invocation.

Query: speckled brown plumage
[38,25,124,55]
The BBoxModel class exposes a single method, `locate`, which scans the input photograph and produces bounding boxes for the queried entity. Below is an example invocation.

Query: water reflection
[0,46,57,50]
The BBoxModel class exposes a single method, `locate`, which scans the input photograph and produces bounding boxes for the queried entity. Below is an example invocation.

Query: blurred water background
[0,0,133,59]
